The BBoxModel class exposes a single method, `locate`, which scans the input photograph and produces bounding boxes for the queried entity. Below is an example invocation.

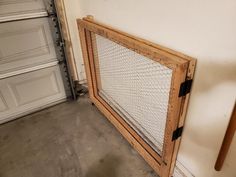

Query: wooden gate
[77,16,196,177]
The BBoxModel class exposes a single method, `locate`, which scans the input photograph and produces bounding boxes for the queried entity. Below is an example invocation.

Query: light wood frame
[55,0,79,81]
[77,16,196,177]
[215,102,236,171]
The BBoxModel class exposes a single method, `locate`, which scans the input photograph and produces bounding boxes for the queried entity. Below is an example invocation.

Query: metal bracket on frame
[179,79,193,97]
[172,126,184,141]
[77,17,196,177]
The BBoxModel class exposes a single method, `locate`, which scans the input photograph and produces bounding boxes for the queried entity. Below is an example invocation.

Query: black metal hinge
[179,79,193,97]
[172,126,183,141]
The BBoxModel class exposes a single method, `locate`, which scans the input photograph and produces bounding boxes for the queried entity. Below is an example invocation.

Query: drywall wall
[64,0,236,176]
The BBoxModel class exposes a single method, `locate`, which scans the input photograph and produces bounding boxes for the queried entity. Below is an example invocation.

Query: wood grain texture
[55,0,79,81]
[77,16,196,177]
[215,102,236,171]
[85,30,97,94]
[91,96,161,173]
[77,25,95,100]
[83,17,196,63]
[78,19,188,70]
[169,59,196,177]
[161,64,188,177]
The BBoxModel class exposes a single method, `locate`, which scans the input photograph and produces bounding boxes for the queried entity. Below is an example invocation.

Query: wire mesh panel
[93,34,172,154]
[77,17,196,177]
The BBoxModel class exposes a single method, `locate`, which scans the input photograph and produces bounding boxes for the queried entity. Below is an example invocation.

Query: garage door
[0,0,70,123]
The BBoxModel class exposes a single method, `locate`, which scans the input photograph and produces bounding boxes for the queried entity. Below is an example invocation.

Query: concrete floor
[0,95,158,177]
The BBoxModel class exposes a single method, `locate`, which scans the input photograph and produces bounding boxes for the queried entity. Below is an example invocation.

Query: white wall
[65,0,236,176]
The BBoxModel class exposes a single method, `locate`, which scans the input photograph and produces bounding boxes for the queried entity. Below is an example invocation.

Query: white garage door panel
[0,18,57,74]
[0,92,8,112]
[8,68,60,106]
[0,0,45,18]
[0,65,67,123]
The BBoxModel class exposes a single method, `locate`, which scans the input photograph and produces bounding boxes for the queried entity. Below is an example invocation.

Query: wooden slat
[77,19,188,70]
[215,102,236,171]
[85,30,99,95]
[55,0,79,81]
[169,59,196,176]
[77,17,196,177]
[83,17,196,63]
[78,26,95,100]
[161,64,189,177]
[91,96,161,173]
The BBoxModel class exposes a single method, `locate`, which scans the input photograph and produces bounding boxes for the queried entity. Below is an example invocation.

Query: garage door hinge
[178,79,193,97]
[172,126,183,141]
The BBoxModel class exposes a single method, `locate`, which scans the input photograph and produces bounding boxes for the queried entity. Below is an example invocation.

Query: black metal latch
[179,79,193,97]
[172,126,183,141]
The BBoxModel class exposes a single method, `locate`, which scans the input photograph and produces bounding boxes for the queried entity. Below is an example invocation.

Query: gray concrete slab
[0,95,159,177]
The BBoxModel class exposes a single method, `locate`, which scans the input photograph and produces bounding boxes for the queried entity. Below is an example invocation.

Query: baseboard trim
[173,160,195,177]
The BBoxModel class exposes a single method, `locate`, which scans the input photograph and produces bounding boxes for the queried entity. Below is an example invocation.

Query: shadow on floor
[0,95,158,177]
[85,154,121,177]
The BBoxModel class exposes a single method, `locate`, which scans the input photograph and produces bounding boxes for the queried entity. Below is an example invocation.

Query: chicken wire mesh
[92,34,173,154]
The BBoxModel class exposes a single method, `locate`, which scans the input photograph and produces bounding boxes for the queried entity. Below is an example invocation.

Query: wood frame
[77,16,196,177]
[54,0,79,81]
[215,102,236,171]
